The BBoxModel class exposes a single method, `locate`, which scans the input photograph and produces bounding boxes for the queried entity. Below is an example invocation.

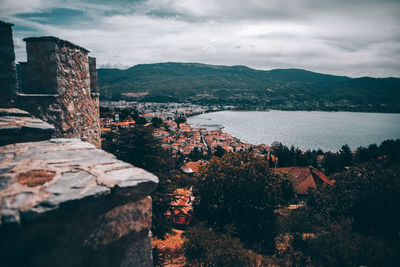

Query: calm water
[188,110,400,152]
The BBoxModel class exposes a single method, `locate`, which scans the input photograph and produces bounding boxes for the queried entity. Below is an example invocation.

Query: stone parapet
[0,20,18,107]
[0,108,55,146]
[0,138,158,266]
[89,56,99,94]
[0,21,158,267]
[23,36,90,53]
[17,36,101,147]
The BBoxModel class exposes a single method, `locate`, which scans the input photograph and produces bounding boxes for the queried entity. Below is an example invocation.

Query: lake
[188,110,400,152]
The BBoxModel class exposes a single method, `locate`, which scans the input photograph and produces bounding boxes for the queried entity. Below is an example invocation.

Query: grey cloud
[2,0,400,77]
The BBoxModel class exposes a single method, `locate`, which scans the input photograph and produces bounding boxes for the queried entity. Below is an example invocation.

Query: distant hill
[97,62,400,112]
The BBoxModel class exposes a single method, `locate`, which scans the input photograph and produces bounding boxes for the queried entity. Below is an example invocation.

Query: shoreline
[187,111,400,152]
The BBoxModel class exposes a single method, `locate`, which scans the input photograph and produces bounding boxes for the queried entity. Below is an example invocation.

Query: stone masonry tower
[0,21,18,107]
[1,22,157,266]
[17,36,101,147]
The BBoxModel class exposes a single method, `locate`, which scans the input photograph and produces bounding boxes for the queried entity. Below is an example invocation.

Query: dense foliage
[283,159,400,266]
[102,126,176,238]
[183,223,257,266]
[98,62,400,112]
[196,151,295,253]
[271,142,322,168]
[272,139,400,175]
[101,121,400,266]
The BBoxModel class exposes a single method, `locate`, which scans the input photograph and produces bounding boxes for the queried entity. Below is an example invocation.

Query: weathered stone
[84,196,152,249]
[0,108,31,117]
[17,170,56,187]
[0,108,55,146]
[121,231,153,267]
[0,23,156,267]
[0,138,158,224]
[0,20,18,107]
[0,138,158,267]
[89,57,99,94]
[17,36,101,147]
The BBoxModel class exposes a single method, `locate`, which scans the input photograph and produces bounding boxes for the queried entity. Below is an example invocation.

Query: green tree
[339,144,353,168]
[197,151,295,253]
[188,147,202,161]
[322,152,340,175]
[291,219,399,267]
[354,146,371,164]
[285,160,400,266]
[135,116,147,125]
[151,117,163,128]
[213,145,226,158]
[326,162,400,240]
[183,223,257,267]
[174,116,186,129]
[102,126,176,238]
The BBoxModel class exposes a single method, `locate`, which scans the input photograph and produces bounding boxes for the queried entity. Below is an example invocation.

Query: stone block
[17,36,101,147]
[0,20,17,107]
[0,108,55,146]
[0,139,158,267]
[89,57,99,94]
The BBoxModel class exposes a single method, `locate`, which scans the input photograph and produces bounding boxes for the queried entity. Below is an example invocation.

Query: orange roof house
[223,145,234,152]
[171,187,195,226]
[275,166,334,195]
[181,160,208,174]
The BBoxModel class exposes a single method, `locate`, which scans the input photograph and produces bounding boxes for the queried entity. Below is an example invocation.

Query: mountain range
[97,62,400,112]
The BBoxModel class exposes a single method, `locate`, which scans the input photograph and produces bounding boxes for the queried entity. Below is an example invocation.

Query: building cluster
[101,101,223,121]
[154,120,272,157]
[155,121,205,155]
[100,118,136,132]
[100,102,273,160]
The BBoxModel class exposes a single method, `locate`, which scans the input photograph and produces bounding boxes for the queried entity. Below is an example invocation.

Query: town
[100,101,274,162]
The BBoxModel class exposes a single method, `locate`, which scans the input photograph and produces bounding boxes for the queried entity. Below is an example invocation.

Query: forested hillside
[98,62,400,112]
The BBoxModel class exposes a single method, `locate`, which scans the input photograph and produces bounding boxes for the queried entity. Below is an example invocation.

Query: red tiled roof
[276,166,333,194]
[114,121,134,126]
[310,168,334,186]
[181,160,207,173]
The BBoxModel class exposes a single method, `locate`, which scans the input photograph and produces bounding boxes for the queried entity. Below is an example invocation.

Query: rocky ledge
[0,108,55,146]
[0,138,158,267]
[0,138,158,225]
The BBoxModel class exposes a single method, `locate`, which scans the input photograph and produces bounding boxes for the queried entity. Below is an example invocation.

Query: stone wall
[89,56,99,95]
[0,22,159,267]
[0,139,158,267]
[0,108,55,146]
[17,37,101,147]
[0,21,17,107]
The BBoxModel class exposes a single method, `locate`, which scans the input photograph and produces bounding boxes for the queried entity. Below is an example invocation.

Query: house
[223,145,234,152]
[171,187,195,226]
[142,113,154,122]
[275,166,334,195]
[181,160,208,175]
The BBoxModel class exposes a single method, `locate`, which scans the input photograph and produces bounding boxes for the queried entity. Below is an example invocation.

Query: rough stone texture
[0,138,158,267]
[0,21,18,107]
[17,36,101,147]
[0,108,55,146]
[0,108,31,117]
[0,23,157,267]
[89,56,99,94]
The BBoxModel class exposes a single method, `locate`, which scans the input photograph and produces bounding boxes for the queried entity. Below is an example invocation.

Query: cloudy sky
[1,0,400,77]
